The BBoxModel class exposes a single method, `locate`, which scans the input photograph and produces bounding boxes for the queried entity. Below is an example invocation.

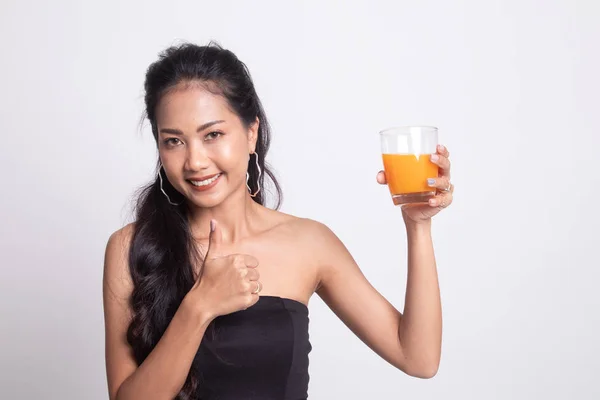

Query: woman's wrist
[404,216,432,234]
[181,291,216,326]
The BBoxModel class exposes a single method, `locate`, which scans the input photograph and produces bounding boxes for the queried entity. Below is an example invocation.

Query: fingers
[430,145,451,178]
[376,170,387,185]
[430,153,451,177]
[426,176,451,191]
[246,268,260,281]
[239,264,261,296]
[428,145,453,208]
[428,191,453,209]
[427,146,453,209]
[229,253,259,268]
[250,280,262,294]
[206,219,222,258]
[241,254,259,268]
[437,144,449,158]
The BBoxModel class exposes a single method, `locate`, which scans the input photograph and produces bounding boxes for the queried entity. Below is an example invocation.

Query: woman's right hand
[189,219,261,319]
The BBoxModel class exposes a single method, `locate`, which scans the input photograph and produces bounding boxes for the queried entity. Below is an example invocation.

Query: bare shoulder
[289,217,336,241]
[106,223,135,254]
[259,207,347,262]
[266,210,329,237]
[103,223,136,303]
[272,213,345,257]
[103,223,140,398]
[261,213,344,294]
[286,217,355,293]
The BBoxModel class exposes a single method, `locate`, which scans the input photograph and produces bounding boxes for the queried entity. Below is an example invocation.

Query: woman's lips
[187,173,222,191]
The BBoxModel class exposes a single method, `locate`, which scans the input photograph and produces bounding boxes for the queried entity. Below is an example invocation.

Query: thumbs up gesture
[190,220,261,319]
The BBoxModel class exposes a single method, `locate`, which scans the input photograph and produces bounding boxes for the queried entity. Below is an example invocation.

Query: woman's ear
[248,117,259,153]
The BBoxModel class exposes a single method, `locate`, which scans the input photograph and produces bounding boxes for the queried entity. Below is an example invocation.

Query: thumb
[376,170,387,185]
[206,219,222,258]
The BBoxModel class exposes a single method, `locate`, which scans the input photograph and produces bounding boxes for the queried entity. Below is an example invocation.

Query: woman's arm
[314,144,451,378]
[103,225,213,400]
[399,219,442,377]
[312,218,441,378]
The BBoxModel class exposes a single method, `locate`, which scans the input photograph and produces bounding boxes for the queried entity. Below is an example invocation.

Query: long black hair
[126,41,282,399]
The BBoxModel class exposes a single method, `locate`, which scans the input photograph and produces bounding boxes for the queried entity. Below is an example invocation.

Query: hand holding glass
[379,126,439,205]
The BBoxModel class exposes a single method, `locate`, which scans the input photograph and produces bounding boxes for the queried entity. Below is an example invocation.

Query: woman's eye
[205,131,222,141]
[164,138,182,146]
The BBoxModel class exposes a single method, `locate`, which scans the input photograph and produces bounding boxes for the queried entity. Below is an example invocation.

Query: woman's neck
[187,190,263,244]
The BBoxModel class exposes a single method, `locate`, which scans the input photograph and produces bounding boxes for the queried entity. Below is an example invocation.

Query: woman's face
[155,83,258,208]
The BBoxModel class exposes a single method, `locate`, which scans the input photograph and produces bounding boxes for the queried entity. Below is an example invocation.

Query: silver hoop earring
[158,164,182,206]
[246,152,262,197]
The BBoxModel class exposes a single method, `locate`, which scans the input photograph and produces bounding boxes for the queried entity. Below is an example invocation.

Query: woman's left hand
[376,144,454,223]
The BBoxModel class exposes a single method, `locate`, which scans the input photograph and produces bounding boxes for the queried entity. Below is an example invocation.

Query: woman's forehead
[156,86,235,128]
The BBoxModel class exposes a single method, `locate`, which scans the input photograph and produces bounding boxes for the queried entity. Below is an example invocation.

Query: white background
[1,0,599,399]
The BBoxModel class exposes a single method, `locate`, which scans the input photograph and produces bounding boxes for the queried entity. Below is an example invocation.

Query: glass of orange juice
[379,126,439,205]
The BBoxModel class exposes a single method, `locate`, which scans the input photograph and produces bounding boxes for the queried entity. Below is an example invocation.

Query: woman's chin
[185,193,223,209]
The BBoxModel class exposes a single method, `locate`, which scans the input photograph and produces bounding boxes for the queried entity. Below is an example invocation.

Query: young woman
[103,42,454,400]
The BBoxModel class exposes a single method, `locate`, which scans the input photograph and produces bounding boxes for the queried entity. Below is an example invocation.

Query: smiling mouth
[188,173,222,187]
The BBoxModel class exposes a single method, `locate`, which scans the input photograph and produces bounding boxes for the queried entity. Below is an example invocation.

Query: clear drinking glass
[379,126,439,205]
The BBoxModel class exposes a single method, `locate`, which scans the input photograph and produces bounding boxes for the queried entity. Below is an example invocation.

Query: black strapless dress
[195,296,311,400]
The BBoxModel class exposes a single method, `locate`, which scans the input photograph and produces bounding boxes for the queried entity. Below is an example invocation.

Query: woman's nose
[184,144,211,171]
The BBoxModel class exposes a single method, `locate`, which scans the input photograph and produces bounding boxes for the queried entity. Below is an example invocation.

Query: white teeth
[190,174,220,187]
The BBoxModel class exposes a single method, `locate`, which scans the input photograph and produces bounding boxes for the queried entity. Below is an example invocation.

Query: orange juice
[382,153,438,196]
